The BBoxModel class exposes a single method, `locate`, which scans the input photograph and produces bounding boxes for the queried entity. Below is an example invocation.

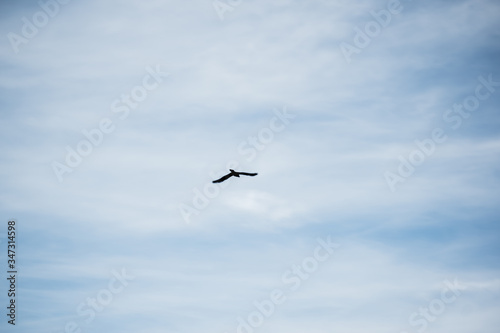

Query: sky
[0,0,500,332]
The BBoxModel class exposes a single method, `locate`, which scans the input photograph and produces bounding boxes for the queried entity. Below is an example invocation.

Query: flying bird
[212,169,258,183]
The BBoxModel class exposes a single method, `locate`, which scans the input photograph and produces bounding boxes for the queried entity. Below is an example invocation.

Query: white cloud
[1,0,500,332]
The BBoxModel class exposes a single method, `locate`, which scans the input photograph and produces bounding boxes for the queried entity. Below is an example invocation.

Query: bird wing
[212,173,233,183]
[238,172,258,176]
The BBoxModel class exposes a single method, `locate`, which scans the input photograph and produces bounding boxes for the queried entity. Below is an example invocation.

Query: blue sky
[1,0,500,332]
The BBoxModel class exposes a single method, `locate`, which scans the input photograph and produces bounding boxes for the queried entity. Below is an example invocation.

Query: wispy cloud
[1,0,499,332]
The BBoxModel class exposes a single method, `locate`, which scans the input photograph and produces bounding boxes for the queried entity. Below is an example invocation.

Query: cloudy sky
[1,0,500,332]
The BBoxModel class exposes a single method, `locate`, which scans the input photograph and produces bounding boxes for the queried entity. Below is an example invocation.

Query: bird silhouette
[212,169,258,183]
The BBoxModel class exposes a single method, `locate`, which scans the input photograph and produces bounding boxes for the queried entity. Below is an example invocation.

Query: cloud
[1,0,500,332]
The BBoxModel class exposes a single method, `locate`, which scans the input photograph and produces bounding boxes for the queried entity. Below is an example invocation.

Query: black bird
[212,169,258,183]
